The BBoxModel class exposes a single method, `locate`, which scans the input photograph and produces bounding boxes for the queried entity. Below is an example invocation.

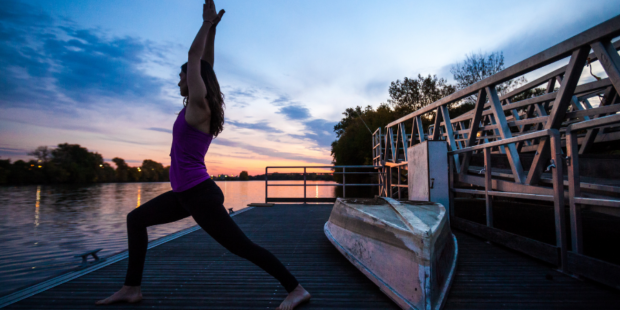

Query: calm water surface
[0,180,335,296]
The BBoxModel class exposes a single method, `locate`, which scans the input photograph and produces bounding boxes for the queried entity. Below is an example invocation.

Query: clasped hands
[203,0,225,26]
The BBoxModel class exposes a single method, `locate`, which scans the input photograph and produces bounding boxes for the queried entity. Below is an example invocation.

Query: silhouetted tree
[0,159,10,185]
[450,51,527,106]
[128,167,141,182]
[28,146,51,163]
[97,162,116,183]
[140,160,166,182]
[388,74,456,116]
[239,171,249,181]
[113,157,129,182]
[51,143,103,183]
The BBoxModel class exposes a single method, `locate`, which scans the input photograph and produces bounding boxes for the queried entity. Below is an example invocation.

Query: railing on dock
[372,15,620,289]
[264,165,380,203]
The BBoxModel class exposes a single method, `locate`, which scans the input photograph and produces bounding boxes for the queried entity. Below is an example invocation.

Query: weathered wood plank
[568,252,620,290]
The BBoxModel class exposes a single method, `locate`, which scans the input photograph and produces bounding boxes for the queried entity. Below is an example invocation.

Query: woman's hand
[213,9,225,27]
[202,0,219,24]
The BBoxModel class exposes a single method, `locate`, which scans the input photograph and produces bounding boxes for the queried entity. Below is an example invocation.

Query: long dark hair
[181,60,225,136]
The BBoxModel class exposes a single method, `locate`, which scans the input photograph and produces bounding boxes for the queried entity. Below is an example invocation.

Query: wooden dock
[5,204,620,309]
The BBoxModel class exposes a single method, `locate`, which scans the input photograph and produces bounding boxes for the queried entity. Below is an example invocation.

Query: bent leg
[177,180,299,292]
[125,191,190,286]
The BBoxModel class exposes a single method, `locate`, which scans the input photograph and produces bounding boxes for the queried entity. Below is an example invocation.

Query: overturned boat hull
[324,197,457,310]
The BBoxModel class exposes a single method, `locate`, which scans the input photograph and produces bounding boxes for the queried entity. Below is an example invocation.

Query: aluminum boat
[324,197,457,310]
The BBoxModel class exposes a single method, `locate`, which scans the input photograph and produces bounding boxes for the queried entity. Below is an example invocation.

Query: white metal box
[407,141,450,211]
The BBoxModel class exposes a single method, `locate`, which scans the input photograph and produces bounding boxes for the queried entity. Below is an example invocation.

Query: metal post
[550,130,567,271]
[387,166,392,198]
[484,148,493,228]
[265,167,268,203]
[397,165,401,199]
[343,167,346,198]
[448,155,455,219]
[303,167,307,204]
[566,130,583,254]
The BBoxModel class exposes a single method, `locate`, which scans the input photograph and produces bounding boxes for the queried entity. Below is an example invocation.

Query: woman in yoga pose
[96,1,311,309]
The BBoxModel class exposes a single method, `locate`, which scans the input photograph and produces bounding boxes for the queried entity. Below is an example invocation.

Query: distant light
[99,164,103,167]
[38,165,42,168]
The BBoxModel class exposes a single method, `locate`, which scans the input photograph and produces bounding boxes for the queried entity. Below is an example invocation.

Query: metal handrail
[265,165,381,203]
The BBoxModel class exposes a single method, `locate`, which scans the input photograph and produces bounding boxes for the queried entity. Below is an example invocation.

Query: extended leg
[96,191,189,305]
[125,191,190,286]
[177,180,300,292]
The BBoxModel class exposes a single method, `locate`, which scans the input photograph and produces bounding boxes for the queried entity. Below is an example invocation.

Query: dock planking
[5,204,620,309]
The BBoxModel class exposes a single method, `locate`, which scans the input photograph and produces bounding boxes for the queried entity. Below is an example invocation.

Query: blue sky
[1,0,619,175]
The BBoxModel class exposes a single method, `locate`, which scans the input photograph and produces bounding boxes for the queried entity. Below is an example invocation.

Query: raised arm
[202,9,225,67]
[186,0,218,116]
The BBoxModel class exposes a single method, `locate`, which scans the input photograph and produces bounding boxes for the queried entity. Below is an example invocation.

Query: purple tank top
[169,107,213,192]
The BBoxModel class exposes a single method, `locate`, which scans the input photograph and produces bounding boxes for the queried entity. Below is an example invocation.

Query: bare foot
[276,284,311,310]
[95,285,142,305]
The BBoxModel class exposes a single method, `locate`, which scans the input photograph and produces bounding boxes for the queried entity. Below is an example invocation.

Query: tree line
[330,51,546,197]
[0,143,336,185]
[0,143,169,185]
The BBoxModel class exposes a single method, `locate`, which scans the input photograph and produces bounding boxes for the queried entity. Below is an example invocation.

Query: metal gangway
[372,15,620,289]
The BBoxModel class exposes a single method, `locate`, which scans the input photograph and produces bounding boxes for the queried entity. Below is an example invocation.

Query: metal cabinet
[407,141,449,211]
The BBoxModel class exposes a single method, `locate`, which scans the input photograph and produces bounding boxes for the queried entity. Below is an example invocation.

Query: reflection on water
[0,180,334,297]
[136,184,141,208]
[34,186,40,227]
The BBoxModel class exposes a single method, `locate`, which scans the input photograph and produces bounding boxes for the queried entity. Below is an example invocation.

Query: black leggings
[124,178,299,292]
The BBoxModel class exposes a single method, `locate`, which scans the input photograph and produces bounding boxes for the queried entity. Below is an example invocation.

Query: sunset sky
[1,0,619,175]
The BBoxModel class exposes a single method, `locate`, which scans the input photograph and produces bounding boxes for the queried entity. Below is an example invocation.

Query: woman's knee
[126,209,144,229]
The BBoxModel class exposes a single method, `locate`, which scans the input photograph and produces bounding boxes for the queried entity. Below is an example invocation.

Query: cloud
[268,93,312,121]
[271,95,291,106]
[0,2,169,112]
[212,138,329,163]
[290,119,338,148]
[227,119,283,133]
[147,127,172,134]
[223,87,261,108]
[277,104,311,120]
[0,146,29,159]
[226,87,258,100]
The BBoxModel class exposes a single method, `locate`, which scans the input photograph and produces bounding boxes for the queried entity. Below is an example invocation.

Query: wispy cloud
[0,146,29,158]
[271,95,291,106]
[147,127,172,134]
[213,137,330,164]
[227,119,283,133]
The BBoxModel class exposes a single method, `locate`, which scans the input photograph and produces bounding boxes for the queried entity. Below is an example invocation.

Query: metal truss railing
[264,165,380,203]
[372,15,620,288]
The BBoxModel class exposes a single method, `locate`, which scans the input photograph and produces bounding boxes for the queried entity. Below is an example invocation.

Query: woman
[96,1,311,309]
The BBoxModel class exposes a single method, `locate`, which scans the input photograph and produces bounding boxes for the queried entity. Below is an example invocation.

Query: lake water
[0,180,335,297]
